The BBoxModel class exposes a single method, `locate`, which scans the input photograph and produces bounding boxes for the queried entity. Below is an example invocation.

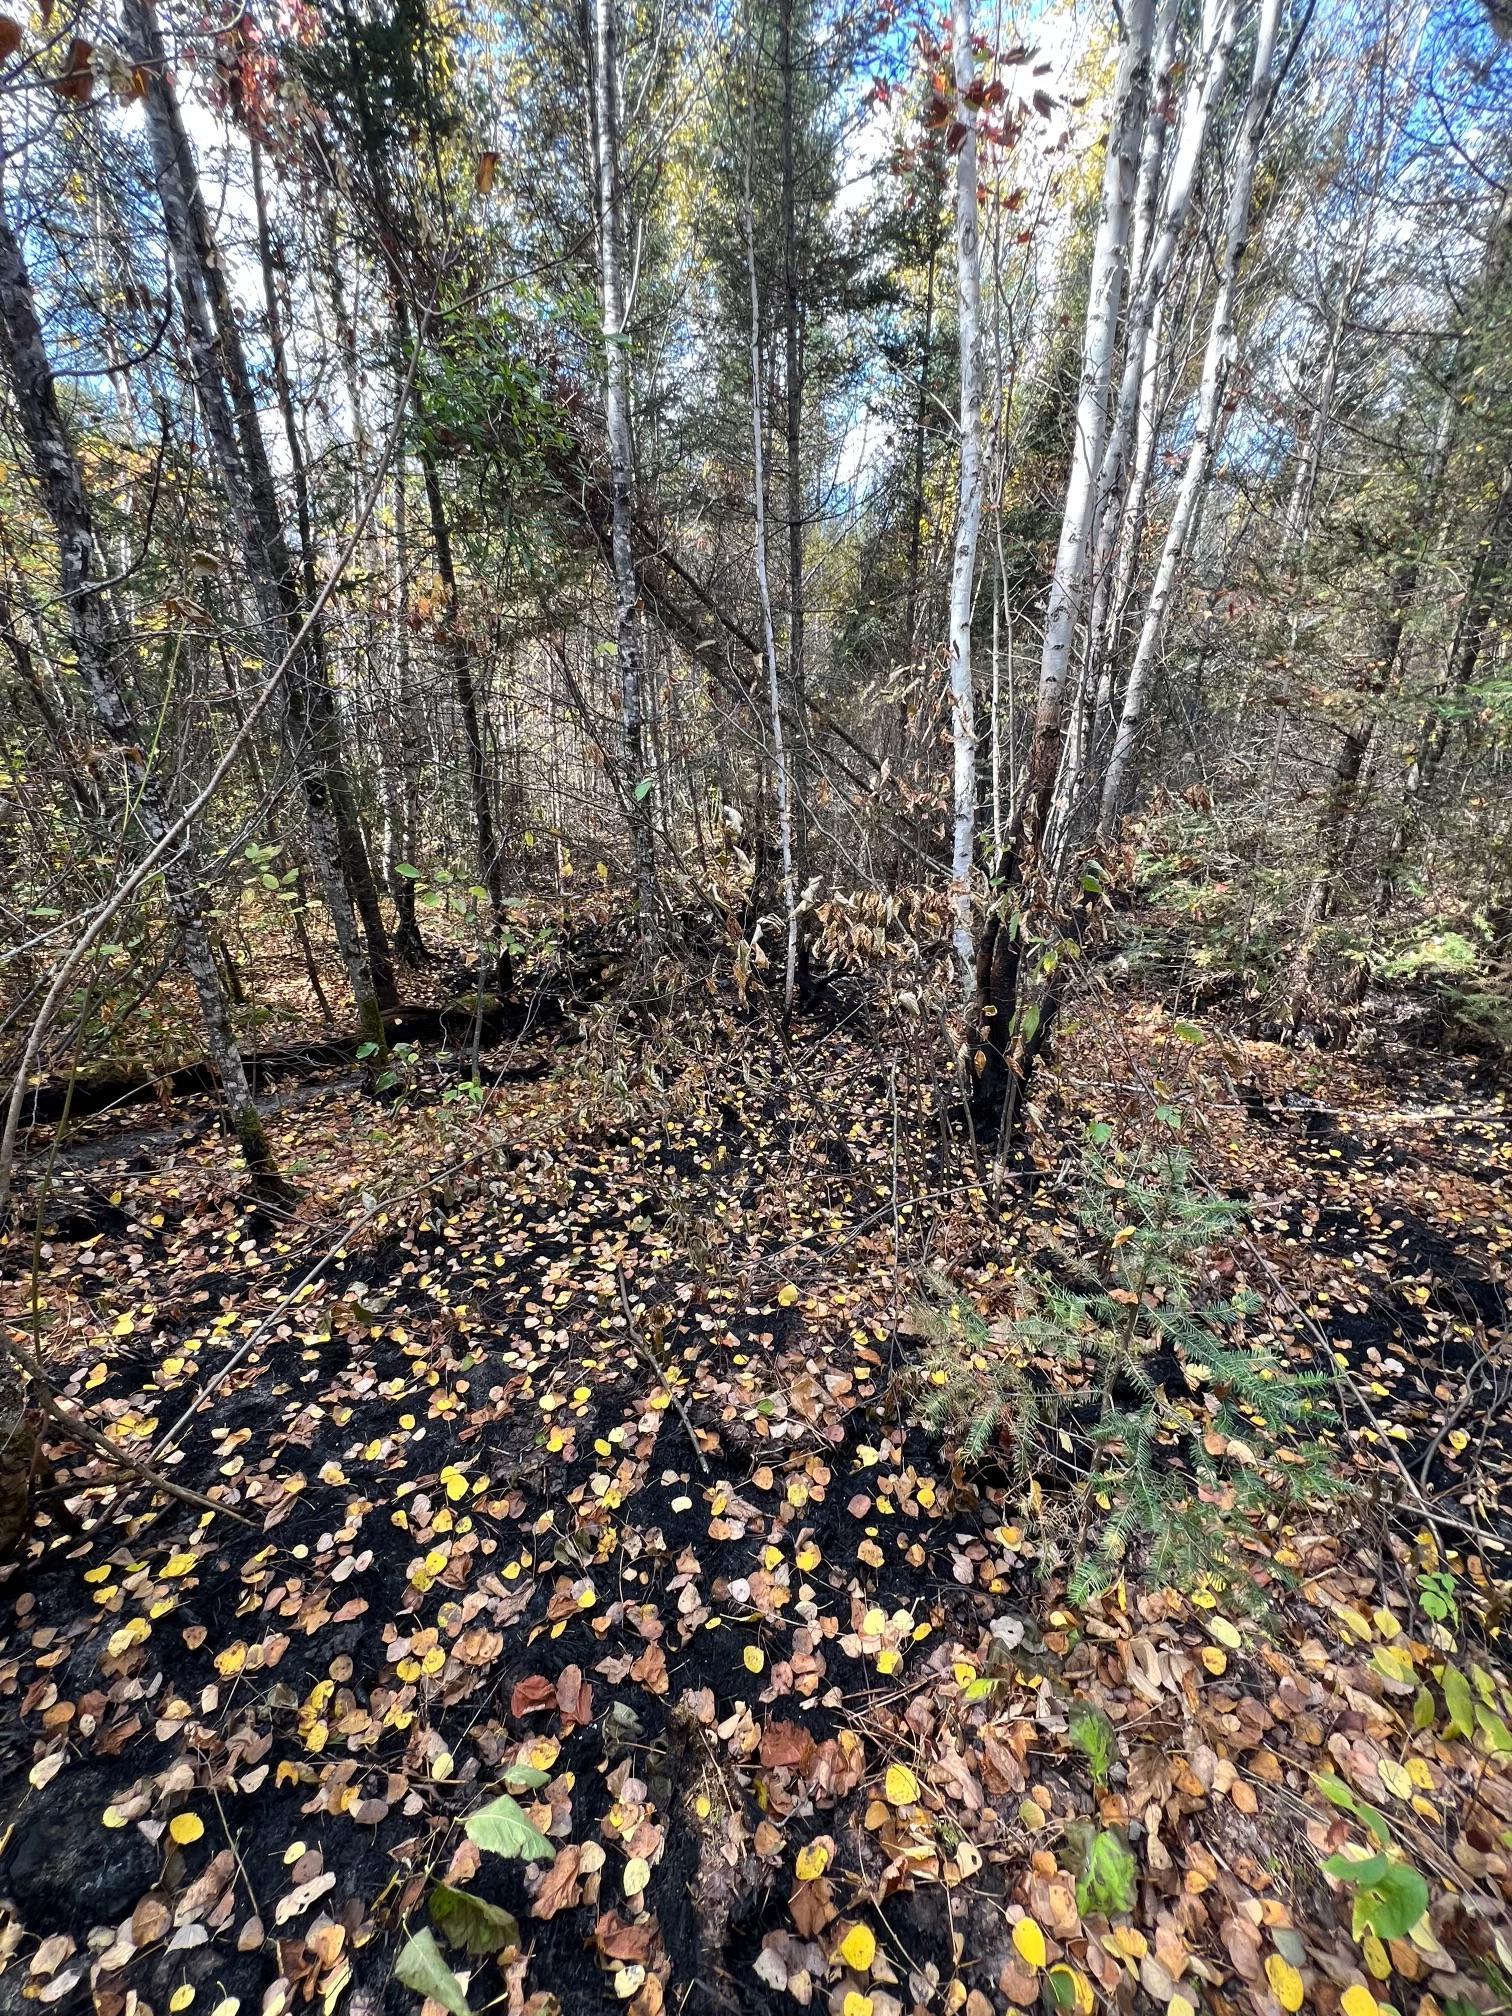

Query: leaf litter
[2,978,1510,2016]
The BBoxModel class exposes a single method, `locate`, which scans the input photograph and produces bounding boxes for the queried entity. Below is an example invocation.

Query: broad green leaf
[1075,1828,1137,1917]
[430,1886,520,1957]
[500,1763,552,1792]
[1327,1856,1429,1942]
[395,1928,470,2016]
[464,1792,555,1863]
[1322,1850,1388,1887]
[1441,1663,1476,1738]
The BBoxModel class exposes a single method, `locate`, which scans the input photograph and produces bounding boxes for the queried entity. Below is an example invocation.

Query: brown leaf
[510,1674,558,1717]
[475,151,498,194]
[556,1664,592,1729]
[131,1896,172,1947]
[593,1911,657,1964]
[998,1958,1040,2008]
[0,17,22,61]
[759,1721,817,1772]
[530,1844,586,1921]
[630,1642,668,1695]
[50,36,93,103]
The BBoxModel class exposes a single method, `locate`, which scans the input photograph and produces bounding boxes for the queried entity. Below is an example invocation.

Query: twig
[2,1329,249,1524]
[616,1266,711,1475]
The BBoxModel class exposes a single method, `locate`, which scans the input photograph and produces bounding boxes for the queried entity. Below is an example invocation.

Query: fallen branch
[2,1329,249,1526]
[616,1266,711,1475]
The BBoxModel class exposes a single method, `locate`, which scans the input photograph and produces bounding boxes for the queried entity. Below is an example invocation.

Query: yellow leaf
[170,1988,194,2012]
[1361,1935,1391,1981]
[1342,1987,1382,2016]
[884,1764,919,1807]
[624,1855,650,1897]
[744,1646,766,1675]
[1377,1759,1412,1800]
[795,1841,831,1882]
[169,1812,204,1846]
[1169,1997,1197,2016]
[1013,1919,1047,1970]
[103,1805,128,1828]
[1207,1616,1242,1651]
[1200,1647,1227,1676]
[1265,1954,1303,2011]
[842,1996,874,2016]
[161,1553,197,1579]
[838,1923,876,1972]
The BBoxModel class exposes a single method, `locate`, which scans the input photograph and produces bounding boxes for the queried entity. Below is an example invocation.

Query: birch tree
[1017,0,1155,864]
[1099,0,1285,838]
[946,0,983,987]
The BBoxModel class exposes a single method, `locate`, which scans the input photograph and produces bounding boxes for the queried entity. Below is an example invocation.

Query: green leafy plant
[1418,1569,1460,1629]
[1321,1849,1429,1940]
[1067,1702,1118,1788]
[917,1142,1340,1603]
[429,1886,521,1957]
[1075,1828,1138,1916]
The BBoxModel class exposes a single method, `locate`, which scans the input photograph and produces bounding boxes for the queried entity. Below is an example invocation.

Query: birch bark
[947,0,984,988]
[1099,0,1284,838]
[1018,0,1155,863]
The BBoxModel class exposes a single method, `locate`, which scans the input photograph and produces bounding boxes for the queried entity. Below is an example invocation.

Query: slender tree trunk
[388,449,428,961]
[0,207,275,1183]
[1099,0,1284,837]
[742,62,799,1025]
[419,447,513,986]
[903,236,939,693]
[1019,0,1155,865]
[121,0,391,1048]
[1287,392,1459,988]
[1082,0,1238,706]
[592,0,658,932]
[1400,464,1512,815]
[778,0,811,978]
[947,0,984,990]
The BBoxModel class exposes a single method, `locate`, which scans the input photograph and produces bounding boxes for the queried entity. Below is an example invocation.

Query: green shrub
[917,1143,1340,1604]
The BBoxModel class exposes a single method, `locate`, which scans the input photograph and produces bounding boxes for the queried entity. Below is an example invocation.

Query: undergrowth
[918,1140,1342,1604]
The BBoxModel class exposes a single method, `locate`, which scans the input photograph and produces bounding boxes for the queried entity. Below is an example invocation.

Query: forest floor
[1,953,1510,2016]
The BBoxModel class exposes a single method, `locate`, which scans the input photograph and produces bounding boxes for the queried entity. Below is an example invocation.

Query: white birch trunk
[947,0,984,988]
[1099,0,1284,838]
[1085,0,1240,678]
[1020,0,1155,857]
